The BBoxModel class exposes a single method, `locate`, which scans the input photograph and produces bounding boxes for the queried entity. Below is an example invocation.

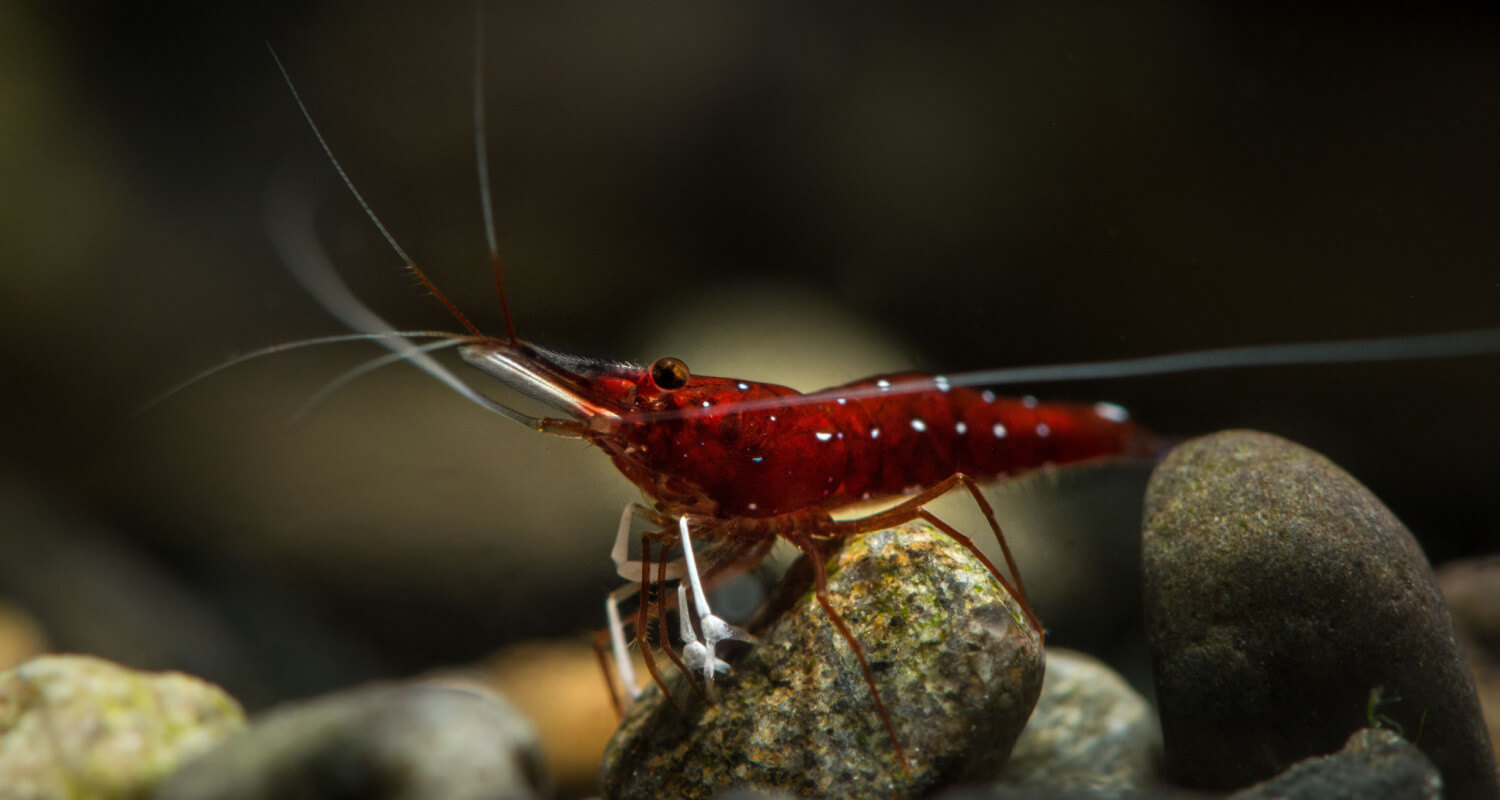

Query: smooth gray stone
[154,680,547,800]
[1143,431,1497,799]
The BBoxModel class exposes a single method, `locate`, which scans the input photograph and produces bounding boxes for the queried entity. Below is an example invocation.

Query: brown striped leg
[634,530,681,712]
[590,627,625,718]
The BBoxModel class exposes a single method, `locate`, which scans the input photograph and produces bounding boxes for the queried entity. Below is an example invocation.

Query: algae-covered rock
[0,654,245,799]
[999,648,1160,790]
[153,680,547,800]
[1143,431,1497,799]
[601,521,1045,800]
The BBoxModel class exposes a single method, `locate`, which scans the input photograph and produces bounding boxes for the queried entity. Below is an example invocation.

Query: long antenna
[627,326,1500,423]
[267,44,484,339]
[473,5,520,344]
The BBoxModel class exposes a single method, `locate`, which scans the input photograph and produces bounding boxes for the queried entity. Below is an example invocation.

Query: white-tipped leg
[676,516,755,688]
[677,583,731,692]
[605,583,642,702]
[612,503,685,582]
[611,504,644,582]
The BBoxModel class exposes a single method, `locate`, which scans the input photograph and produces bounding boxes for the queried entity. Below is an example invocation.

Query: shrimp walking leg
[633,529,684,707]
[612,502,683,582]
[604,582,642,704]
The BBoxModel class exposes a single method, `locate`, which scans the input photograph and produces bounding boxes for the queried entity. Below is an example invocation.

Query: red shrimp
[457,335,1160,772]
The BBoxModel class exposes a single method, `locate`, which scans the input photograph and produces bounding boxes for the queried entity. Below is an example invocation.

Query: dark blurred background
[3,0,1497,741]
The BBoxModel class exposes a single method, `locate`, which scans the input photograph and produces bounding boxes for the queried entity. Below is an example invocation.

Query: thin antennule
[136,330,465,415]
[264,163,542,430]
[289,337,473,428]
[267,44,484,339]
[473,6,519,344]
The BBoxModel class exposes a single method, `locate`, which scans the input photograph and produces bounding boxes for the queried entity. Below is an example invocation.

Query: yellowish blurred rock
[0,600,47,670]
[479,640,623,798]
[0,654,245,799]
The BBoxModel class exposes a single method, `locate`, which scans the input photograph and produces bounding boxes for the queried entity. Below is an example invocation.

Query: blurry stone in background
[154,679,549,800]
[0,654,245,799]
[998,648,1162,791]
[0,467,384,709]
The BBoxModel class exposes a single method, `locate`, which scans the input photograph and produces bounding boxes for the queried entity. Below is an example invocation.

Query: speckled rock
[153,680,547,800]
[1229,727,1441,800]
[0,654,245,799]
[998,648,1160,790]
[1143,431,1497,798]
[601,522,1045,800]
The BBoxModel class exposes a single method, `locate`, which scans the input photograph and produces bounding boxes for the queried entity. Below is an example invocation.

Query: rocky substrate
[0,430,1496,799]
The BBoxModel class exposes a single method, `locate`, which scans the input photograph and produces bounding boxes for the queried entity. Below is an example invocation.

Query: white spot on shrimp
[836,397,848,405]
[981,390,997,403]
[1036,422,1052,437]
[1094,401,1130,422]
[752,456,764,463]
[737,382,750,391]
[836,432,845,440]
[876,379,892,390]
[910,418,927,432]
[992,422,1008,438]
[769,415,777,422]
[860,491,872,500]
[815,432,834,442]
[748,502,758,511]
[955,421,968,435]
[701,400,712,408]
[934,375,951,392]
[1022,395,1039,409]
[870,427,881,439]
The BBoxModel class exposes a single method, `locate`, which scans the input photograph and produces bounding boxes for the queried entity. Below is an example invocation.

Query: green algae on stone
[1143,431,1497,799]
[601,521,1045,800]
[0,654,245,800]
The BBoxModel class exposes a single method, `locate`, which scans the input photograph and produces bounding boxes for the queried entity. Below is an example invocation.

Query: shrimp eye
[650,357,690,390]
